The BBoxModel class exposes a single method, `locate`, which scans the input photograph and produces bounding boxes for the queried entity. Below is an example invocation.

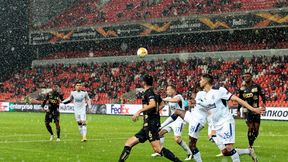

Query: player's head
[166,85,177,97]
[75,81,82,91]
[51,83,59,92]
[242,72,253,83]
[140,74,153,87]
[200,74,214,88]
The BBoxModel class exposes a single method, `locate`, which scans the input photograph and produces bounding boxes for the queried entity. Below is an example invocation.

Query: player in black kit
[237,72,266,161]
[41,84,64,142]
[118,75,182,162]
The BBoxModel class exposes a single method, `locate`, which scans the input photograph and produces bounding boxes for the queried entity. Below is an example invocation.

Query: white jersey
[168,94,185,114]
[197,87,234,130]
[66,91,90,114]
[190,91,208,126]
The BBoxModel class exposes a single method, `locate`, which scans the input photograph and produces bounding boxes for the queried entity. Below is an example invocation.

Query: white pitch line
[0,138,127,144]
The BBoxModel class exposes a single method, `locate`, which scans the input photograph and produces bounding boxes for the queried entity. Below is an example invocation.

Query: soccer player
[63,81,91,142]
[237,72,266,156]
[118,75,182,162]
[41,84,64,142]
[196,74,265,162]
[152,85,192,161]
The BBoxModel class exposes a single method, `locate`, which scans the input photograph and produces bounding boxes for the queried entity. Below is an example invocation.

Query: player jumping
[41,84,64,142]
[118,75,182,162]
[63,81,91,142]
[152,85,192,161]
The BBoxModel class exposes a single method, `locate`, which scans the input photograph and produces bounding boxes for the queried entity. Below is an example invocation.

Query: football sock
[56,127,60,138]
[160,136,165,146]
[192,148,202,162]
[82,124,87,137]
[178,140,192,155]
[161,147,182,162]
[236,148,250,155]
[46,124,53,135]
[118,146,131,162]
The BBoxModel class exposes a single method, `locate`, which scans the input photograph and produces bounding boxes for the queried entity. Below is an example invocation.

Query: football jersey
[168,94,185,114]
[191,91,208,125]
[197,87,234,130]
[67,91,90,114]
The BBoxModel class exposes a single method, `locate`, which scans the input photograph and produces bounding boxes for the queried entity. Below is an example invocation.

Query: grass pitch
[0,112,287,162]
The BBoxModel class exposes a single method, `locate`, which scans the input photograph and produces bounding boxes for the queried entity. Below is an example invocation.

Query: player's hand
[253,107,266,115]
[261,104,266,109]
[163,97,170,102]
[132,111,141,122]
[237,110,241,117]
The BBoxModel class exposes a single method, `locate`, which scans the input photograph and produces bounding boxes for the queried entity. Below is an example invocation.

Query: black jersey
[238,82,266,112]
[42,91,64,111]
[142,88,162,123]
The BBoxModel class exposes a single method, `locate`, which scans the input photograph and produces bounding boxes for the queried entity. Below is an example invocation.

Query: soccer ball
[137,47,148,58]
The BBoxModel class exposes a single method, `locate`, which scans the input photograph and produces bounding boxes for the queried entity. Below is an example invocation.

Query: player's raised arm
[163,96,180,103]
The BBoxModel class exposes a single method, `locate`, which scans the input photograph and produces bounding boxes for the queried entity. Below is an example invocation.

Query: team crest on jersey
[251,88,258,92]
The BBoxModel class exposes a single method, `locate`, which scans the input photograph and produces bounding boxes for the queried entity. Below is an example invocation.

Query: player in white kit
[198,74,265,162]
[152,85,192,161]
[63,82,91,142]
[160,89,208,162]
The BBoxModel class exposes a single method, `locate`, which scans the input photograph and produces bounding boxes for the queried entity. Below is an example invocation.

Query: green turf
[0,112,287,162]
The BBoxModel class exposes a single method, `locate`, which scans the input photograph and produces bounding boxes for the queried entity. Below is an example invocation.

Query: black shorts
[246,112,261,123]
[135,120,160,143]
[45,110,60,123]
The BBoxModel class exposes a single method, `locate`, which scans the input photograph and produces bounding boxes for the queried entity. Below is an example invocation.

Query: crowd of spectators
[40,0,286,30]
[0,55,287,107]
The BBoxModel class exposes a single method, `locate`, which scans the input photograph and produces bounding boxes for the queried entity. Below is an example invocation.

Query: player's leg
[118,129,144,162]
[150,140,182,162]
[222,144,240,162]
[172,120,192,160]
[187,117,203,162]
[219,122,240,162]
[151,129,168,157]
[54,111,61,141]
[148,122,182,162]
[160,110,186,129]
[75,113,82,136]
[247,115,257,148]
[80,114,87,142]
[45,112,54,140]
[159,127,169,146]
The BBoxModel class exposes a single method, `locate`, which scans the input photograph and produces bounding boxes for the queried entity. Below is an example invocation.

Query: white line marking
[0,138,127,144]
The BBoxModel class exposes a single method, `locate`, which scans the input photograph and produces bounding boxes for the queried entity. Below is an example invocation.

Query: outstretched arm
[163,96,180,103]
[230,95,265,114]
[62,93,73,104]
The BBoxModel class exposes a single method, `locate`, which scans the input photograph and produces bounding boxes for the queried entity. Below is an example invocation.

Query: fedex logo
[110,104,130,114]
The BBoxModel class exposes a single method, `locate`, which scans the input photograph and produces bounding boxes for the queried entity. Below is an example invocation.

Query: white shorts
[216,121,235,146]
[74,113,86,122]
[184,111,204,139]
[163,117,184,137]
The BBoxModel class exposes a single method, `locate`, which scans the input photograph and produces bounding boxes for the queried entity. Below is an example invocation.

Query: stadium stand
[40,0,286,30]
[39,27,288,60]
[1,55,287,107]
